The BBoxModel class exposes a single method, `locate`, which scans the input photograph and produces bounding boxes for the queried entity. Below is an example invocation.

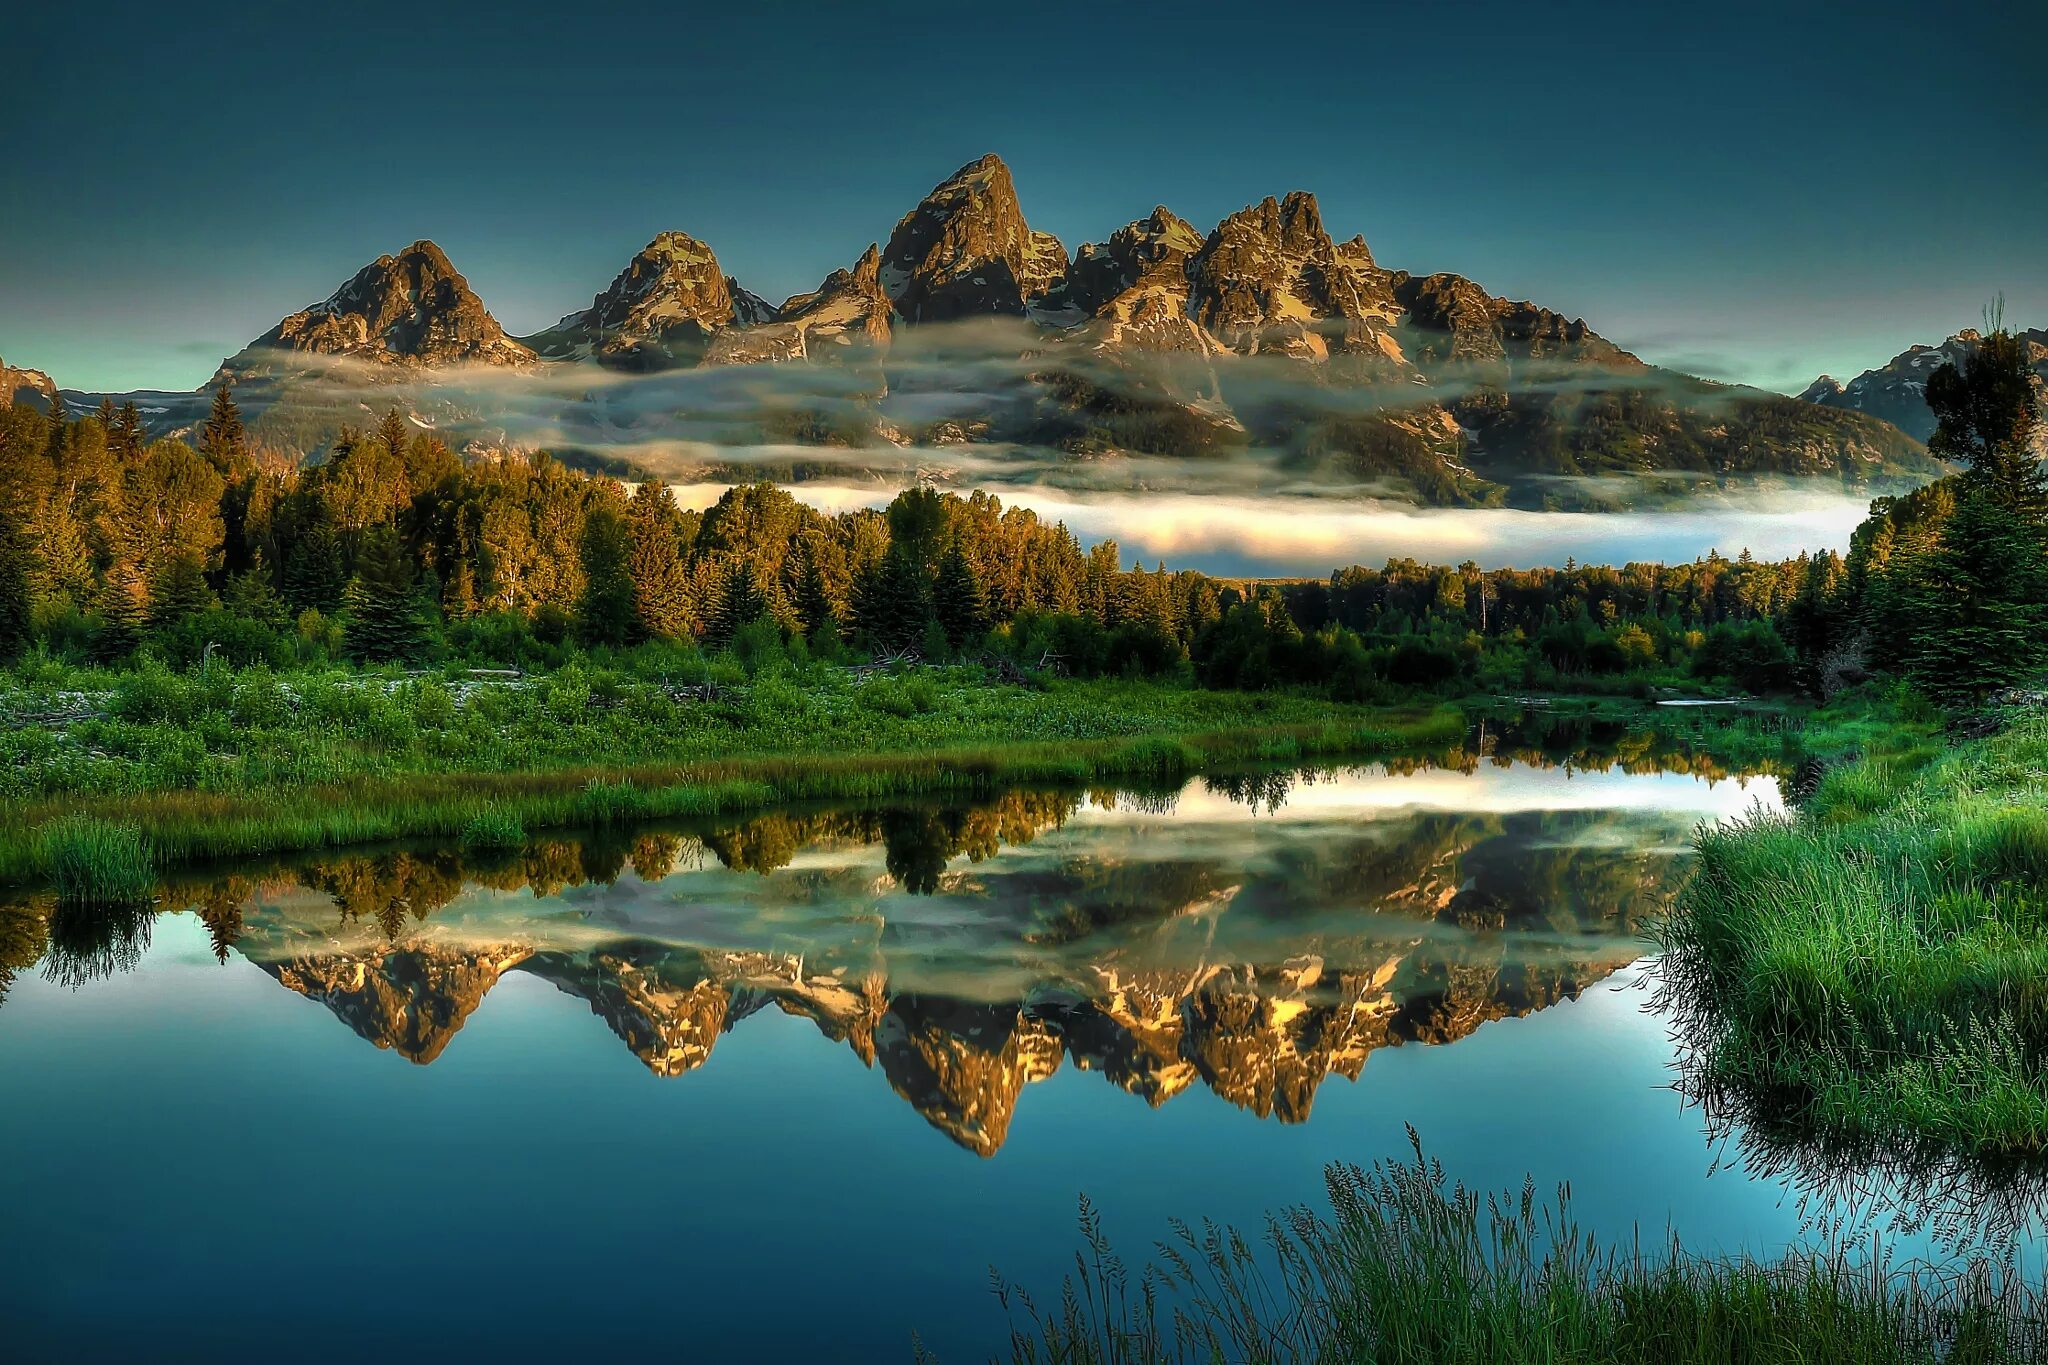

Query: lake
[0,745,2031,1361]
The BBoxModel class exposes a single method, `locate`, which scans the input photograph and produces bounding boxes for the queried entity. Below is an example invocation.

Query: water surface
[0,752,2024,1361]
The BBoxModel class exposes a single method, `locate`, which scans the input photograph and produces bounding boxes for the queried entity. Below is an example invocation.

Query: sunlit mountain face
[1,743,1780,1157]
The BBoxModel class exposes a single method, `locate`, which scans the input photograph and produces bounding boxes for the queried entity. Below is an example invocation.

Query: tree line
[0,386,1811,696]
[1780,319,2047,707]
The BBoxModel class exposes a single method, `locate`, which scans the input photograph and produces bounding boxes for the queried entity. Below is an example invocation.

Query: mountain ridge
[16,153,1943,509]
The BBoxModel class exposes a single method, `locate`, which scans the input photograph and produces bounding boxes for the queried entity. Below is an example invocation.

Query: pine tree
[577,506,636,647]
[109,403,145,460]
[0,516,30,661]
[93,560,149,660]
[932,542,989,650]
[626,483,692,640]
[850,548,932,652]
[375,409,412,466]
[343,524,431,662]
[706,561,769,646]
[1926,321,2047,519]
[147,554,218,627]
[222,549,290,629]
[284,522,346,612]
[1902,488,2048,705]
[790,535,837,638]
[199,382,247,474]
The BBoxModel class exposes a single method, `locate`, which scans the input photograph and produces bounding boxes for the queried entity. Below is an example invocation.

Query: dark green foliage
[706,561,770,646]
[284,522,346,613]
[1899,489,2048,705]
[146,553,218,628]
[0,515,29,661]
[932,542,990,649]
[626,482,692,641]
[851,548,933,652]
[343,525,432,663]
[577,506,636,647]
[1927,327,2048,518]
[199,382,247,473]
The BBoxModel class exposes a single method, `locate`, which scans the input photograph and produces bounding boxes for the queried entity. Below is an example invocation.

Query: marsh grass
[39,816,155,909]
[458,807,526,849]
[0,703,1461,883]
[993,1136,2046,1364]
[1657,710,2048,1160]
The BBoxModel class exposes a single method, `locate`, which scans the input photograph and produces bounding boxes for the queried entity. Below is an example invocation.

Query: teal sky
[2,0,2042,394]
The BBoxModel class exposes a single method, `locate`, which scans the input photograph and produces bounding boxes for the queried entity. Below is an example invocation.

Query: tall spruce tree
[706,561,769,645]
[932,542,989,650]
[0,516,30,661]
[146,554,218,627]
[577,506,636,647]
[626,482,692,640]
[199,382,247,473]
[343,525,431,662]
[1902,488,2048,704]
[790,535,837,638]
[1926,322,2047,518]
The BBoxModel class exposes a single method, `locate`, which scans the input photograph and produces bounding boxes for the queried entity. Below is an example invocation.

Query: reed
[38,816,155,909]
[991,1137,2046,1364]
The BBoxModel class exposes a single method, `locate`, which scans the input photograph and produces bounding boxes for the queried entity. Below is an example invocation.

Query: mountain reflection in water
[0,755,1780,1157]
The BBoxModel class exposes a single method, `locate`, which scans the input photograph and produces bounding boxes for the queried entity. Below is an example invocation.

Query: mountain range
[14,153,1953,509]
[1800,327,2048,444]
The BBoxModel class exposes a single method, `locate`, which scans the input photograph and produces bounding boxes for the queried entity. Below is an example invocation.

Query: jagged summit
[218,239,533,380]
[1800,327,2048,442]
[879,153,1067,322]
[0,355,60,412]
[704,243,895,365]
[522,230,769,369]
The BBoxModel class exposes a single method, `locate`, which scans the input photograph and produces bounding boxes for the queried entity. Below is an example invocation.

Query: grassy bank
[0,656,1466,882]
[1657,695,2048,1161]
[987,1140,2045,1364]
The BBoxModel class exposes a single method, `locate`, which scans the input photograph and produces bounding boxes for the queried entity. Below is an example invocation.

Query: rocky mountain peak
[880,153,1062,322]
[0,355,60,412]
[702,244,895,365]
[1186,191,1402,362]
[1799,326,2048,443]
[523,229,759,369]
[219,239,533,379]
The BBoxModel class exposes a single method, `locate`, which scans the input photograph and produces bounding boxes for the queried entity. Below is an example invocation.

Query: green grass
[38,815,155,908]
[458,807,527,850]
[987,1137,2045,1364]
[0,658,1472,880]
[1656,700,2048,1161]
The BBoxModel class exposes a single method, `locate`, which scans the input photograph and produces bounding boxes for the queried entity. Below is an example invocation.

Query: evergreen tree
[1926,322,2047,519]
[147,553,218,627]
[109,403,145,460]
[790,535,837,638]
[932,542,989,650]
[284,522,346,612]
[577,506,636,647]
[1901,489,2048,705]
[0,516,30,661]
[199,382,247,473]
[375,409,413,468]
[626,482,692,640]
[222,550,290,630]
[343,524,431,662]
[706,561,769,646]
[93,560,149,660]
[850,548,932,652]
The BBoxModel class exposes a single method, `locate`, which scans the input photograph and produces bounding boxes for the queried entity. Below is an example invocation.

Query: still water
[0,752,2025,1361]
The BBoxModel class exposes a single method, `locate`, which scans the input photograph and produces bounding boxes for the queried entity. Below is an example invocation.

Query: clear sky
[3,0,2042,395]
